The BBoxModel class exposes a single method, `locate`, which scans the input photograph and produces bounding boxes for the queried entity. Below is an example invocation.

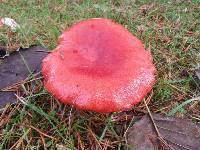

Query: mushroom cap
[42,18,156,113]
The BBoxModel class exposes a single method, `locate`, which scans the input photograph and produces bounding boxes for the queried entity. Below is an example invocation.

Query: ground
[0,0,199,149]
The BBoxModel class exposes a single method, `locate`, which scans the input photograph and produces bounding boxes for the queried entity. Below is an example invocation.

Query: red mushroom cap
[42,18,156,113]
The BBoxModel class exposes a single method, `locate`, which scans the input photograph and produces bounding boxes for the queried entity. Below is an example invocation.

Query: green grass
[0,0,199,149]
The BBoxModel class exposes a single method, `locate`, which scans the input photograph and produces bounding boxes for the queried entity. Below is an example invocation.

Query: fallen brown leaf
[0,46,48,109]
[127,114,200,150]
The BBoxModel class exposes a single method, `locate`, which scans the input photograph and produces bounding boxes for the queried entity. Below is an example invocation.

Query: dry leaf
[127,114,200,150]
[0,46,48,109]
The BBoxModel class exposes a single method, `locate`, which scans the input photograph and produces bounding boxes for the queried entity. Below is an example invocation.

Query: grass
[0,0,199,149]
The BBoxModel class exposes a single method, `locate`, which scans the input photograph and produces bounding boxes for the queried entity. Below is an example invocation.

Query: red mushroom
[42,18,156,113]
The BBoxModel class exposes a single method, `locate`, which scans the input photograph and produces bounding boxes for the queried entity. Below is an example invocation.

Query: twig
[143,94,173,150]
[0,104,9,121]
[123,115,135,143]
[27,125,55,140]
[87,127,102,149]
[75,131,84,150]
[36,50,52,53]
[10,128,31,150]
[102,139,110,150]
[68,106,73,132]
[40,134,47,150]
[0,81,23,91]
[15,94,27,105]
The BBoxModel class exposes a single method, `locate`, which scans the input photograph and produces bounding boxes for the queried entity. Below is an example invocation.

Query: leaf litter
[127,113,200,150]
[0,46,48,110]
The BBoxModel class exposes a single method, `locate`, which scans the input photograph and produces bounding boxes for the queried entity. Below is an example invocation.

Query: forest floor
[0,0,199,149]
